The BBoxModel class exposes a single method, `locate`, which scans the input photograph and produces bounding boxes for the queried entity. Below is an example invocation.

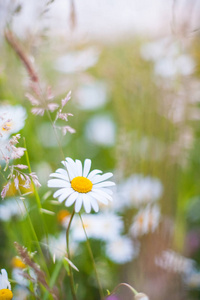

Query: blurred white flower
[54,47,100,74]
[12,269,28,287]
[48,232,77,261]
[154,54,195,78]
[105,236,139,264]
[48,157,115,213]
[130,204,161,237]
[71,213,123,242]
[85,115,116,147]
[117,174,163,209]
[75,81,108,110]
[141,38,178,62]
[0,105,26,140]
[155,250,195,275]
[185,271,200,289]
[141,38,195,78]
[0,198,26,221]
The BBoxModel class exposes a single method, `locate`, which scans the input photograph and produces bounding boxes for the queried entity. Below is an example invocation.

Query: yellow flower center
[57,210,71,223]
[2,122,12,132]
[11,257,26,269]
[71,176,93,193]
[0,289,13,300]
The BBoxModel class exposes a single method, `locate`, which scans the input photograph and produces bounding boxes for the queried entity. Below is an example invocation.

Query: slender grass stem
[79,213,104,300]
[66,209,77,300]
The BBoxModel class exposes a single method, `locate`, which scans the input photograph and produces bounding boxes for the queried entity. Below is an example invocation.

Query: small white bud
[135,293,149,300]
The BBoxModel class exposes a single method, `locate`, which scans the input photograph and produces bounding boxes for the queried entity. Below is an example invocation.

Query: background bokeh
[1,1,200,299]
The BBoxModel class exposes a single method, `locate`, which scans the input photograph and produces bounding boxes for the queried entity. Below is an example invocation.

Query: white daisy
[0,105,26,140]
[105,236,139,264]
[47,157,115,213]
[130,204,161,237]
[0,269,13,300]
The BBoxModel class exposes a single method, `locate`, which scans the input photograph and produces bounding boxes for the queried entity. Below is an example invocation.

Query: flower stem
[79,213,104,300]
[66,209,77,300]
[110,282,138,297]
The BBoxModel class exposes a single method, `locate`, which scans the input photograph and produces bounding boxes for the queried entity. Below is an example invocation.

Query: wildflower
[117,175,163,209]
[54,47,100,74]
[91,213,124,241]
[185,271,200,289]
[11,257,26,269]
[0,269,13,300]
[75,81,108,111]
[85,115,116,147]
[0,198,26,221]
[48,232,78,261]
[130,204,160,237]
[0,105,26,140]
[71,213,123,241]
[155,250,195,275]
[57,209,71,226]
[105,236,139,264]
[48,157,115,213]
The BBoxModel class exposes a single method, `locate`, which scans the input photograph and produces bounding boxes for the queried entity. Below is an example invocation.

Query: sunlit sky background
[1,0,200,42]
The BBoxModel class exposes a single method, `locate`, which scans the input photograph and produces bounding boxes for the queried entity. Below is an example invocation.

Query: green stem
[23,138,42,211]
[79,213,104,300]
[66,209,77,300]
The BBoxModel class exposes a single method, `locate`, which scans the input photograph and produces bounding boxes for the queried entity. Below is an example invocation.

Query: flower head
[48,157,115,213]
[130,204,160,237]
[0,105,26,140]
[0,269,13,300]
[105,236,139,264]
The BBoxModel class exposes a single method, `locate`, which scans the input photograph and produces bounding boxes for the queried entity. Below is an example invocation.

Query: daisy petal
[75,195,83,212]
[83,159,91,177]
[89,196,99,212]
[55,168,69,178]
[87,169,103,180]
[50,173,69,181]
[65,192,79,207]
[58,188,74,202]
[75,159,83,176]
[91,172,113,184]
[62,161,76,180]
[48,179,69,188]
[99,187,113,195]
[92,188,113,201]
[82,194,91,213]
[66,157,79,176]
[89,191,109,205]
[93,181,115,188]
[53,187,72,198]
